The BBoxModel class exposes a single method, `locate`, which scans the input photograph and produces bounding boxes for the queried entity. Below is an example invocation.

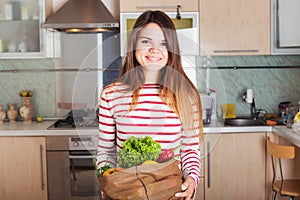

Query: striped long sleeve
[96,83,201,187]
[96,88,117,167]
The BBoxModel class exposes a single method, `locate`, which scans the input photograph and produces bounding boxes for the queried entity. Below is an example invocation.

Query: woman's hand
[174,177,195,200]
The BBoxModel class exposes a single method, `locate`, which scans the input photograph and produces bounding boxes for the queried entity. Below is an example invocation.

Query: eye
[140,39,152,45]
[161,41,167,48]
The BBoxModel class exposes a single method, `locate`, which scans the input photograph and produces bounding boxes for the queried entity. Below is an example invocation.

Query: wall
[0,0,121,119]
[0,59,56,119]
[0,0,300,119]
[196,55,300,117]
[1,55,299,119]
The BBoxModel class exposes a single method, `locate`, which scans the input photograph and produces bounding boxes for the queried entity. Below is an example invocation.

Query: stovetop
[47,109,98,130]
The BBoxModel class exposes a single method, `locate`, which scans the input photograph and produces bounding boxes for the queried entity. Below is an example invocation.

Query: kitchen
[0,0,300,199]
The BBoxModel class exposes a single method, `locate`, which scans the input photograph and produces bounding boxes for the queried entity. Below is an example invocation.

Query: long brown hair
[118,10,203,141]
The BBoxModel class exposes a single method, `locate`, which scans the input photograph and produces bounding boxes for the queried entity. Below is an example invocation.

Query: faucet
[243,89,267,120]
[251,99,267,120]
[255,108,267,120]
[250,98,256,119]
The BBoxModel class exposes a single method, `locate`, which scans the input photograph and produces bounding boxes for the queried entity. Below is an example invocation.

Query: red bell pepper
[157,149,174,163]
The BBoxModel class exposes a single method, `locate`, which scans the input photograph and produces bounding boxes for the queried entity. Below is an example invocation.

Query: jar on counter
[0,104,6,124]
[19,97,34,122]
[7,104,18,122]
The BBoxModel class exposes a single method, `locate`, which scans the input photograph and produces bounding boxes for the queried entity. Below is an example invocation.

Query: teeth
[147,56,160,62]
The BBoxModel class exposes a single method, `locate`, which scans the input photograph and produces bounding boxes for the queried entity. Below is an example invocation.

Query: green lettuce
[118,136,161,168]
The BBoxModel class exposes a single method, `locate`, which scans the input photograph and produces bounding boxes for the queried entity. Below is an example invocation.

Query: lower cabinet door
[205,133,266,200]
[0,136,47,200]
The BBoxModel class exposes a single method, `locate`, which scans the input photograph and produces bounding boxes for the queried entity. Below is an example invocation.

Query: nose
[149,47,160,53]
[149,42,160,52]
[149,42,160,50]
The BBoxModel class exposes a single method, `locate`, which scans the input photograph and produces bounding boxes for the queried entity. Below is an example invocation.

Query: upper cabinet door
[120,0,198,12]
[271,0,300,54]
[200,0,270,56]
[0,0,54,58]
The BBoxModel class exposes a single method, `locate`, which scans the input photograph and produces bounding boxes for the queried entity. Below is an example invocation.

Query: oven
[69,136,100,197]
[46,135,101,200]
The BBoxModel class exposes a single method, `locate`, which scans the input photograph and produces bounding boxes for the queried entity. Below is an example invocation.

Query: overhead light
[63,28,118,33]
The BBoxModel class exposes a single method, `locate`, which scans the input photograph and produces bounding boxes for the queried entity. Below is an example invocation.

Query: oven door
[47,136,101,200]
[69,150,101,198]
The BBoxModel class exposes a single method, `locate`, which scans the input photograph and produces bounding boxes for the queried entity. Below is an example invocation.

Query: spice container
[279,101,291,124]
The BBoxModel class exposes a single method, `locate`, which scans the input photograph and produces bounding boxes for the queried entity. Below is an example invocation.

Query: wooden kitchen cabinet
[204,133,266,200]
[0,0,54,58]
[0,136,47,200]
[200,0,270,55]
[194,177,205,200]
[194,140,205,200]
[120,0,198,12]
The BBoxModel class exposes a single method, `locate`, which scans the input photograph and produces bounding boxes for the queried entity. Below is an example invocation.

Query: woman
[97,10,203,199]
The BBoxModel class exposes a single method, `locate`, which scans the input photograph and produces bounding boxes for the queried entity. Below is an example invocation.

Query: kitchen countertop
[203,119,273,133]
[0,120,99,136]
[272,125,300,148]
[0,119,299,147]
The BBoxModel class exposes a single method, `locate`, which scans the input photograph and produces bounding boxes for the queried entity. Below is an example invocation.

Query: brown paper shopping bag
[98,159,183,200]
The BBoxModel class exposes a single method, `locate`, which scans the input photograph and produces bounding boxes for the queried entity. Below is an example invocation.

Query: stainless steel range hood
[43,0,119,33]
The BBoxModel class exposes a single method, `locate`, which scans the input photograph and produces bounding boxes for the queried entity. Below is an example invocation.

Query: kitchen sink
[224,116,266,126]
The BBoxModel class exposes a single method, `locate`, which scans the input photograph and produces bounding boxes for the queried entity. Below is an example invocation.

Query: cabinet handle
[40,144,45,191]
[207,142,211,188]
[136,5,180,9]
[69,155,95,159]
[213,49,259,53]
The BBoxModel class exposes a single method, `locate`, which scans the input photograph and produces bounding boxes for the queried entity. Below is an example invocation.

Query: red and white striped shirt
[96,82,201,186]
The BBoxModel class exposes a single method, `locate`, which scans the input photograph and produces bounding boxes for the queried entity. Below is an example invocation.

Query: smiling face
[135,23,169,82]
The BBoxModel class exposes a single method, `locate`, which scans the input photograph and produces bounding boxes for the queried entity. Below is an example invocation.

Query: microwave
[120,12,199,56]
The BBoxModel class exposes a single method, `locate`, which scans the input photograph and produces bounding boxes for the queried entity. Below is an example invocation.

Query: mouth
[145,56,162,62]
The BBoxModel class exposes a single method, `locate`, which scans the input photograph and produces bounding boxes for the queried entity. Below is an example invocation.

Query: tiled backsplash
[0,59,56,118]
[206,67,300,116]
[197,55,300,116]
[0,55,300,118]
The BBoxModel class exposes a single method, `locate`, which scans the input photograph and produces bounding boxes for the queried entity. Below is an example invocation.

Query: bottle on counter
[209,89,217,119]
[286,106,299,128]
